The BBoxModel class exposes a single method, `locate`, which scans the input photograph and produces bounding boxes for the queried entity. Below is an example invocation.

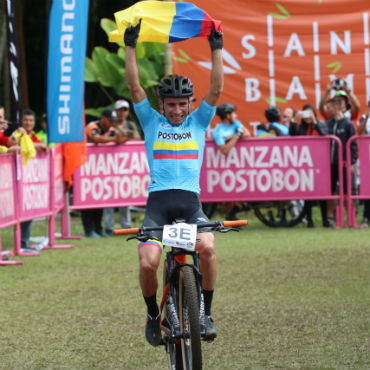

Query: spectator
[114,99,141,140]
[81,108,126,238]
[319,78,360,122]
[0,105,18,149]
[358,106,370,227]
[289,104,330,227]
[325,97,357,225]
[103,100,142,235]
[8,109,48,153]
[36,113,55,147]
[256,106,289,137]
[281,106,297,129]
[212,103,251,220]
[0,105,8,148]
[8,109,48,250]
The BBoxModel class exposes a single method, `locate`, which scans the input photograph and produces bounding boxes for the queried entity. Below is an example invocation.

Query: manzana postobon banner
[47,0,89,143]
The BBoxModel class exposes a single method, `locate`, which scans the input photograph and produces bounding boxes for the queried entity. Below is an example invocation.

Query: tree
[84,18,166,119]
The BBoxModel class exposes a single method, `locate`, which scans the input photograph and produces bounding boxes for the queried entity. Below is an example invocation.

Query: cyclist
[256,106,289,137]
[212,103,251,155]
[212,103,250,220]
[124,21,223,346]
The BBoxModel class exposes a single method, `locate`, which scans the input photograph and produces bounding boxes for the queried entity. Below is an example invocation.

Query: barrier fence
[1,136,368,266]
[346,135,370,228]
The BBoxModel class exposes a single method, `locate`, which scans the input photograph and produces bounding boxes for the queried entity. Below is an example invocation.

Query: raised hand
[124,19,142,48]
[208,28,223,51]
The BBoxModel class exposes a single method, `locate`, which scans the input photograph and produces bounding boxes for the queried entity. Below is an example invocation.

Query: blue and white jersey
[134,97,216,193]
[212,120,243,146]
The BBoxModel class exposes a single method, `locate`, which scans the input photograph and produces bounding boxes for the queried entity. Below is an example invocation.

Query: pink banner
[358,136,370,196]
[72,138,334,207]
[52,145,64,211]
[17,153,51,221]
[200,137,331,201]
[72,142,150,208]
[0,154,17,228]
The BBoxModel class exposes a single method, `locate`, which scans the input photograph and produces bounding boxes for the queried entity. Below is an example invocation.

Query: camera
[3,121,20,136]
[332,78,345,91]
[298,110,311,119]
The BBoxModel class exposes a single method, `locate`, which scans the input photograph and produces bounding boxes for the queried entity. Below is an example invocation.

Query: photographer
[289,104,330,227]
[319,78,360,123]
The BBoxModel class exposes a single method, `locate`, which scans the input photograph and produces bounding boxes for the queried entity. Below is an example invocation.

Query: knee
[198,233,215,259]
[139,250,161,275]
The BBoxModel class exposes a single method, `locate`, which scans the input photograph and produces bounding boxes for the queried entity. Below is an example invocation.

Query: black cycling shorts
[142,189,211,241]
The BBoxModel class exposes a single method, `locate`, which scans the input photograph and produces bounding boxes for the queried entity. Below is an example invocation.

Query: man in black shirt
[325,97,357,223]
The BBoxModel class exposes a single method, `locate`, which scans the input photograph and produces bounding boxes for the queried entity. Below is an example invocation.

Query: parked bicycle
[114,219,247,370]
[202,200,305,227]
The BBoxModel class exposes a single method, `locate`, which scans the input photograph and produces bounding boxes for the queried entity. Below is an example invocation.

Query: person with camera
[358,104,370,227]
[319,78,360,123]
[212,103,251,220]
[0,105,20,152]
[289,104,331,227]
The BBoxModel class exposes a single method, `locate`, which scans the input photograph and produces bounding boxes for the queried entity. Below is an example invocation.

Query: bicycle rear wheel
[177,266,202,370]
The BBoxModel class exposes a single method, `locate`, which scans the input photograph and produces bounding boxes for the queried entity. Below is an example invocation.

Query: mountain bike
[202,200,305,227]
[114,219,247,370]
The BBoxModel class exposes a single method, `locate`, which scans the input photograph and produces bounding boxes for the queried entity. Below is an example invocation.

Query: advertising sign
[174,0,370,135]
[17,154,51,220]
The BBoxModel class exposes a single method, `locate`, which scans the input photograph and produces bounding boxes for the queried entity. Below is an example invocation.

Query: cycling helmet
[216,103,236,119]
[265,106,280,123]
[157,75,193,98]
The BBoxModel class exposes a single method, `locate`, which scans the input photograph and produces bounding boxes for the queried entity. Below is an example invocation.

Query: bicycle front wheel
[177,266,202,370]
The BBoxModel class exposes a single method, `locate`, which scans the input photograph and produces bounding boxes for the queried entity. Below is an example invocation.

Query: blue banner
[47,0,89,143]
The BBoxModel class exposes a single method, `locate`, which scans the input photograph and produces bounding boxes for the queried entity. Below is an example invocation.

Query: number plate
[162,223,197,251]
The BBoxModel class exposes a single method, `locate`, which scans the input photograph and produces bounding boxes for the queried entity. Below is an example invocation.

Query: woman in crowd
[289,104,331,227]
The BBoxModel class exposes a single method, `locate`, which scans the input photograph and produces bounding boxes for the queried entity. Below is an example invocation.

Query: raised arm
[319,81,333,116]
[124,21,146,104]
[204,29,224,107]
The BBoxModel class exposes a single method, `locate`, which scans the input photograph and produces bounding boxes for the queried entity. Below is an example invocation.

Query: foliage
[85,18,165,117]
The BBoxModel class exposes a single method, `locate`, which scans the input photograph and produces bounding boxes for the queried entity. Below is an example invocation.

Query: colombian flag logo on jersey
[153,141,199,159]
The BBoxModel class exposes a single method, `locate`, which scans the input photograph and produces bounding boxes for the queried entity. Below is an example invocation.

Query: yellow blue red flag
[109,1,221,43]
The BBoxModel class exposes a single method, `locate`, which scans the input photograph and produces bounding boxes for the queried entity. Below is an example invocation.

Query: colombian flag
[109,1,221,43]
[153,141,199,159]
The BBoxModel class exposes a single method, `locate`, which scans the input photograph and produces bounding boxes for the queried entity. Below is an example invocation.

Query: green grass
[0,209,369,370]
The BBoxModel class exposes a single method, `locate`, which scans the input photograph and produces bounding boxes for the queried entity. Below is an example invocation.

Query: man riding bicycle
[124,21,223,346]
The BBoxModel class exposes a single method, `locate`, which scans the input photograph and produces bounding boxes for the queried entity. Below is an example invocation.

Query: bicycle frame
[160,248,206,341]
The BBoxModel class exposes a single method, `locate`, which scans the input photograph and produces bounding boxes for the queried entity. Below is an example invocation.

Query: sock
[203,289,214,316]
[144,294,160,318]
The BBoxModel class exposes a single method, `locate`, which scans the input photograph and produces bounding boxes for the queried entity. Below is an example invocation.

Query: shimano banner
[47,0,89,143]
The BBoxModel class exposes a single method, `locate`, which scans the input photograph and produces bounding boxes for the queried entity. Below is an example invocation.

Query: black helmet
[157,75,193,98]
[265,106,280,123]
[216,103,236,119]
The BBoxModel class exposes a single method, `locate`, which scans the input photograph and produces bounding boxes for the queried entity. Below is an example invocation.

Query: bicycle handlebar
[113,220,248,236]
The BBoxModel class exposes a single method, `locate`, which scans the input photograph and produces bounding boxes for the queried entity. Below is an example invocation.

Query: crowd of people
[1,77,370,250]
[210,79,370,228]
